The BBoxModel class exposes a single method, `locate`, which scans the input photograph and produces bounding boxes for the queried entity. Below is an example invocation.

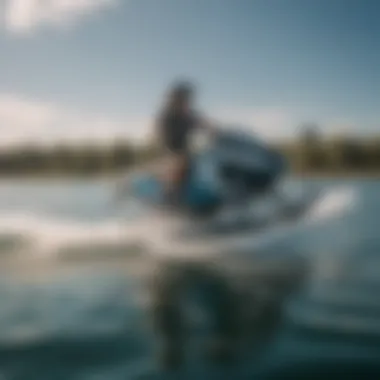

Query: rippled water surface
[0,178,379,379]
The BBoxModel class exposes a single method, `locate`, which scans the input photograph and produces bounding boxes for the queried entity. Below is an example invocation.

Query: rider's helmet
[169,81,194,100]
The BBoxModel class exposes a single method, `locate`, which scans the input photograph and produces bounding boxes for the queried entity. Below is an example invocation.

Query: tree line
[0,133,379,177]
[280,126,380,174]
[278,136,380,174]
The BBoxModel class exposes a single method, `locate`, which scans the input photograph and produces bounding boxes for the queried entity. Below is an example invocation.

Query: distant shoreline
[0,170,379,183]
[294,170,380,179]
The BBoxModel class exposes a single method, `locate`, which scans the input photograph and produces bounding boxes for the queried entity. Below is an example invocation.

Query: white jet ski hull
[133,185,356,261]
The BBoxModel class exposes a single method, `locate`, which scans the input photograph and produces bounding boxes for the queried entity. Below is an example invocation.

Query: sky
[0,0,379,146]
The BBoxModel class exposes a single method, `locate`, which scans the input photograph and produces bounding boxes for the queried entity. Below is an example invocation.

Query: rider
[155,81,216,202]
[154,81,284,209]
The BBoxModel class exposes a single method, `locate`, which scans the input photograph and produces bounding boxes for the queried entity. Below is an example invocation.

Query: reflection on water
[0,179,379,379]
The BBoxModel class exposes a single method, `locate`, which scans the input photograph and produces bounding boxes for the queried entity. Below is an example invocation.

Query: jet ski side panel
[130,170,222,212]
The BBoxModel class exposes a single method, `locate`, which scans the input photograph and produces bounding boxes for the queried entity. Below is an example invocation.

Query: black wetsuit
[157,109,200,155]
[155,109,201,207]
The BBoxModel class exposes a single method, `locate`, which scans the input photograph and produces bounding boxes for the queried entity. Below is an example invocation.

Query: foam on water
[140,186,358,260]
[0,212,146,260]
[0,186,358,262]
[306,186,356,222]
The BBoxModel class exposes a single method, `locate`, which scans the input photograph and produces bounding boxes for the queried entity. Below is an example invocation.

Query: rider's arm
[196,115,219,136]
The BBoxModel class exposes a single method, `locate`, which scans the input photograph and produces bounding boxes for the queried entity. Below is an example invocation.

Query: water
[0,178,379,379]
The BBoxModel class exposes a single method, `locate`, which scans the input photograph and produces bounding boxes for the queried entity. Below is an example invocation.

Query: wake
[139,186,358,260]
[0,186,357,264]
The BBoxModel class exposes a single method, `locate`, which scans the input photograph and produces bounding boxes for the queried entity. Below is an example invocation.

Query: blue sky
[0,0,379,145]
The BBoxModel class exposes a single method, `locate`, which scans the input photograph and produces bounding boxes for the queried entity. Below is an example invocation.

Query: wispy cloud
[0,94,364,147]
[211,106,363,141]
[1,0,119,35]
[0,94,149,146]
[0,97,299,146]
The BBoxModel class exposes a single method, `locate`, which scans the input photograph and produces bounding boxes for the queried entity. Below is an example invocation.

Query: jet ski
[127,128,317,220]
[120,127,355,259]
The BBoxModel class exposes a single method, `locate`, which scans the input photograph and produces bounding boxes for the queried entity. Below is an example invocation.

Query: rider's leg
[164,153,189,203]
